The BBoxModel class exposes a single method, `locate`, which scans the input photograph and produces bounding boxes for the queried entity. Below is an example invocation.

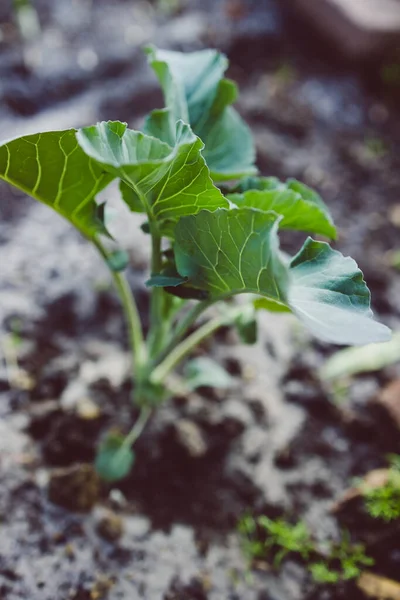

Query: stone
[293,0,400,59]
[174,419,208,458]
[95,508,124,542]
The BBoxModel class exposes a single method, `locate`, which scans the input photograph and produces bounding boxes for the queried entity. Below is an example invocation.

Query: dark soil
[1,1,400,599]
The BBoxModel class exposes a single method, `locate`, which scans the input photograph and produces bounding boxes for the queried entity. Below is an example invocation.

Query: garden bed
[0,1,399,599]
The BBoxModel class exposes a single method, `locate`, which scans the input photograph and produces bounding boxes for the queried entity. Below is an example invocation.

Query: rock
[75,396,101,420]
[293,0,400,60]
[375,379,400,431]
[357,572,400,599]
[48,463,100,512]
[95,508,123,542]
[125,515,151,539]
[174,419,208,458]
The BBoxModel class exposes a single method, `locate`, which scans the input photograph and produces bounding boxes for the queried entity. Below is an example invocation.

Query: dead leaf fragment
[376,379,400,431]
[358,572,400,599]
[332,468,390,513]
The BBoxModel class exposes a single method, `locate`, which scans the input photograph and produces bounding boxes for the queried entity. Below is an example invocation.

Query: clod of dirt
[48,463,100,512]
[164,575,209,600]
[95,508,124,542]
[174,419,208,458]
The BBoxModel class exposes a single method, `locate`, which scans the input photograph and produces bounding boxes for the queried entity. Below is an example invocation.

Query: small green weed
[238,514,373,584]
[363,455,400,522]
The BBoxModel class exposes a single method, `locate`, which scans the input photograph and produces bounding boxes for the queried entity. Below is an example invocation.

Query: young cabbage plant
[0,46,391,481]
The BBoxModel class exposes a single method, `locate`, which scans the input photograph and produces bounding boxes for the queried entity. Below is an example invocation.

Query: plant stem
[151,305,243,384]
[147,229,167,354]
[93,237,147,371]
[151,299,213,367]
[123,405,152,448]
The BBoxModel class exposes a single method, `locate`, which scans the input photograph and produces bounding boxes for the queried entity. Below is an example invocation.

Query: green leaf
[228,178,336,239]
[320,333,400,380]
[235,305,258,344]
[174,208,289,302]
[310,563,340,584]
[119,180,144,213]
[145,46,256,181]
[289,238,391,345]
[229,176,281,193]
[184,357,234,390]
[95,432,135,482]
[146,272,187,287]
[0,130,113,238]
[106,250,129,272]
[253,297,291,313]
[77,120,227,225]
[174,209,390,345]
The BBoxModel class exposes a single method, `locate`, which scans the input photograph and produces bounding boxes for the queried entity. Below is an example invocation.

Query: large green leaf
[289,239,391,345]
[228,177,336,239]
[144,46,256,181]
[0,130,113,238]
[77,120,227,224]
[174,207,289,301]
[174,209,390,345]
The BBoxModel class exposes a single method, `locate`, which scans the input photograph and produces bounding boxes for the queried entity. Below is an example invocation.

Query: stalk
[147,229,168,355]
[122,406,152,448]
[93,237,147,373]
[151,305,243,384]
[151,299,213,367]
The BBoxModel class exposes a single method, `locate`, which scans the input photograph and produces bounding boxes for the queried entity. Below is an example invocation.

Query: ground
[0,1,399,599]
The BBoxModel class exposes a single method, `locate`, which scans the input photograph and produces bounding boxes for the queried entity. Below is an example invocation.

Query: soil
[1,1,400,599]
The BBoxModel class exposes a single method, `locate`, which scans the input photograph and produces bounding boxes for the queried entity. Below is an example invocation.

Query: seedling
[363,455,400,522]
[238,514,374,584]
[0,46,390,480]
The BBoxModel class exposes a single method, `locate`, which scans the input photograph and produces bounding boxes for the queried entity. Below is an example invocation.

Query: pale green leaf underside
[184,357,234,390]
[174,209,390,345]
[320,333,400,380]
[0,130,113,238]
[289,238,391,345]
[77,120,227,223]
[228,178,337,239]
[145,46,256,181]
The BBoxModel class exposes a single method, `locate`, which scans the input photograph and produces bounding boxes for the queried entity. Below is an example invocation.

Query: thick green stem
[93,237,147,371]
[151,306,243,384]
[151,299,213,367]
[122,405,152,448]
[147,229,167,354]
